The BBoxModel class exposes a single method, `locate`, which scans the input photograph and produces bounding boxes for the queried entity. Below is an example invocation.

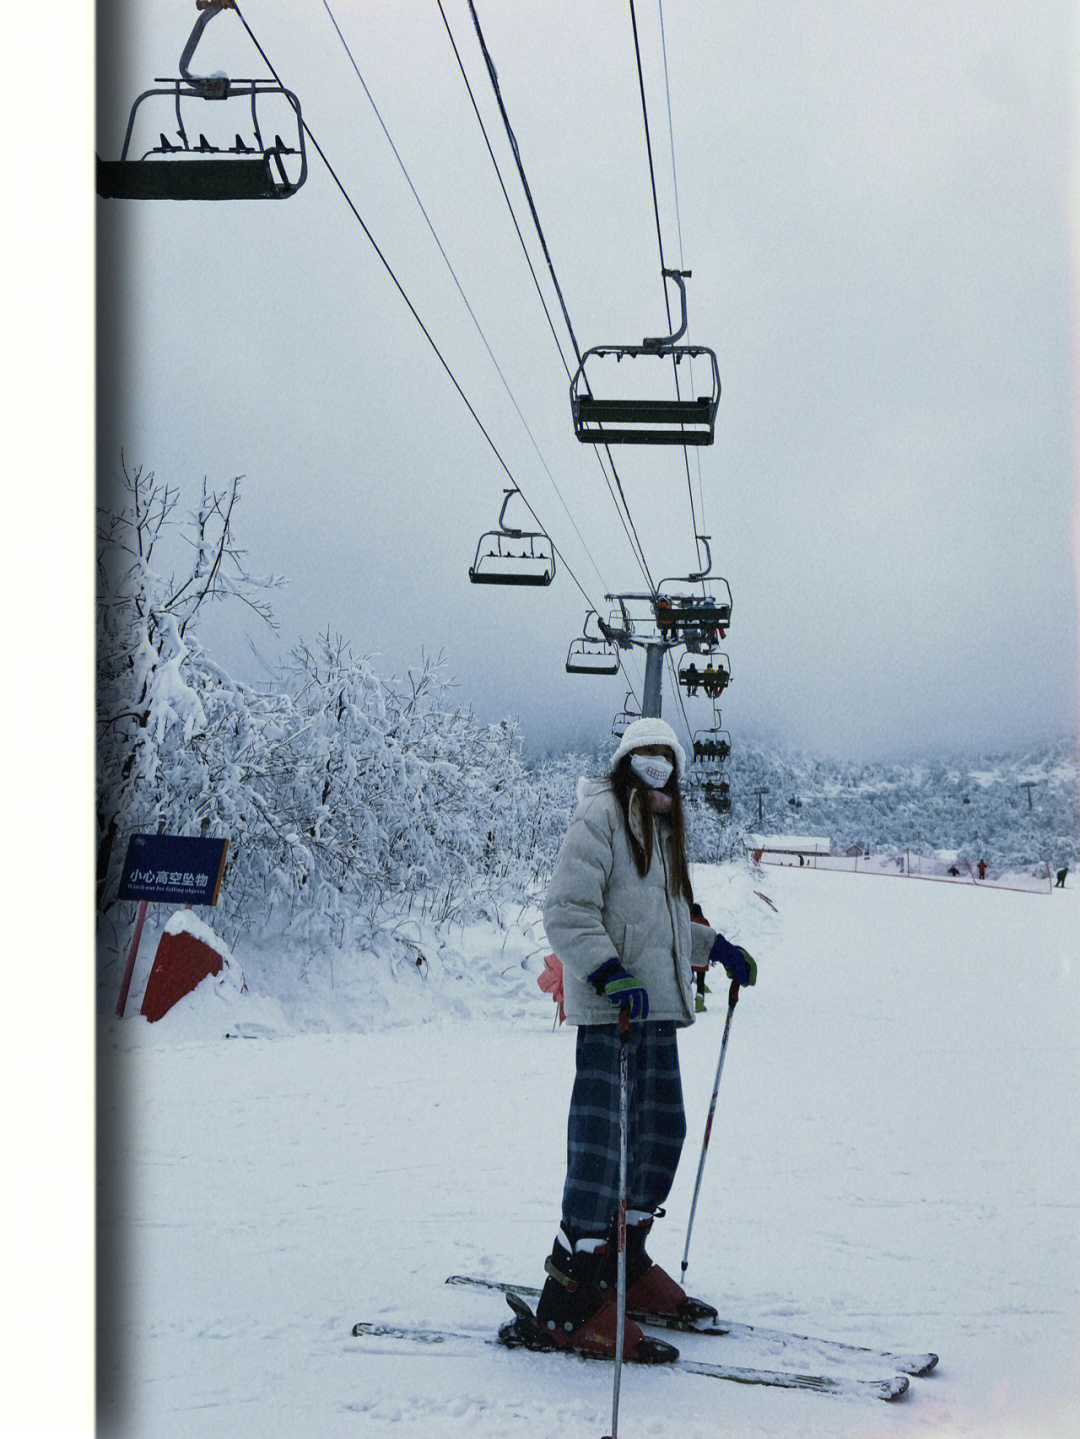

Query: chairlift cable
[463,0,586,370]
[658,0,710,587]
[437,0,653,597]
[433,0,575,383]
[665,646,697,759]
[321,0,611,600]
[657,0,686,273]
[230,3,602,613]
[601,444,658,595]
[657,0,710,580]
[453,1,658,598]
[629,0,704,584]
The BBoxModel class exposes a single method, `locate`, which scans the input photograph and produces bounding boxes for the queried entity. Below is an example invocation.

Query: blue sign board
[118,833,230,907]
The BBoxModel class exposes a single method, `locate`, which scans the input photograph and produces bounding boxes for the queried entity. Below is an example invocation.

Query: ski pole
[680,979,739,1287]
[604,1005,631,1439]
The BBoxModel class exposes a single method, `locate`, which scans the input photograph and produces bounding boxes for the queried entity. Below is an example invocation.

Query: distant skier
[521,718,758,1361]
[977,859,987,881]
[1055,865,1068,888]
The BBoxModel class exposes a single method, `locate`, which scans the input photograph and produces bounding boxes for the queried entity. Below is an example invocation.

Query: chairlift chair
[702,778,731,813]
[565,638,620,677]
[691,726,732,767]
[679,651,731,699]
[97,1,308,201]
[657,544,733,643]
[611,691,642,739]
[662,586,733,644]
[468,489,556,586]
[570,270,720,446]
[566,611,620,675]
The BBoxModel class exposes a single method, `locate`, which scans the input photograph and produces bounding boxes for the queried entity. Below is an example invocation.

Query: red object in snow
[538,953,566,1024]
[140,926,224,1022]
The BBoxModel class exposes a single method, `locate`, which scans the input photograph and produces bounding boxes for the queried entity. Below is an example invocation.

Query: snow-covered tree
[96,460,283,925]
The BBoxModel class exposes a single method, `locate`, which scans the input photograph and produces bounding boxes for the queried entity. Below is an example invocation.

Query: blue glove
[588,957,650,1020]
[708,934,757,987]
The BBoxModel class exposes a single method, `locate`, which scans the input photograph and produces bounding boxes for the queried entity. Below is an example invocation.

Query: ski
[351,1297,909,1402]
[444,1274,937,1378]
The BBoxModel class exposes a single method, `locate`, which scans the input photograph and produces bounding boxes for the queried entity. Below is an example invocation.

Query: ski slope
[97,861,1079,1438]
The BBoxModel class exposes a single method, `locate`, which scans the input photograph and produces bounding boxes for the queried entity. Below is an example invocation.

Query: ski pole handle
[618,1005,631,1040]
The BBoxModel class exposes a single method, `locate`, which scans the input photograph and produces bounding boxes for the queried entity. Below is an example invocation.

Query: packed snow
[97,859,1079,1438]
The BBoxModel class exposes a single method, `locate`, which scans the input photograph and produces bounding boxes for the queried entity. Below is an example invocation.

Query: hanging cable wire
[628,0,704,579]
[320,0,615,600]
[657,0,708,558]
[433,0,576,381]
[457,0,659,597]
[229,2,605,615]
[462,0,584,368]
[440,0,654,596]
[665,646,698,759]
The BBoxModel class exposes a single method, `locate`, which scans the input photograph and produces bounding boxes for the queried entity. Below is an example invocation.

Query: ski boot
[505,1229,677,1362]
[601,1211,719,1327]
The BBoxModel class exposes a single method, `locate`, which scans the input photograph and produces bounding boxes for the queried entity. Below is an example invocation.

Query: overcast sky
[96,0,1079,762]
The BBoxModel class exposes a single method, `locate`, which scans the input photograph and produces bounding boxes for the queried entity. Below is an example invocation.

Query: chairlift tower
[594,597,676,719]
[642,643,665,719]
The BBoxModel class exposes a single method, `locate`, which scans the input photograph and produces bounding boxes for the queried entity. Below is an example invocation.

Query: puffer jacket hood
[544,777,717,1027]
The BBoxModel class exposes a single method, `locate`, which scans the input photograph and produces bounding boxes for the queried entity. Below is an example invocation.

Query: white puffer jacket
[543,778,718,1027]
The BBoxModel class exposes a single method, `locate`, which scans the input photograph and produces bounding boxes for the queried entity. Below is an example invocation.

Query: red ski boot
[602,1212,719,1327]
[516,1230,677,1362]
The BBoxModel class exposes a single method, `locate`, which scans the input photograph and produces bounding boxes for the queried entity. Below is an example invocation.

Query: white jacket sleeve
[542,797,618,985]
[689,919,718,969]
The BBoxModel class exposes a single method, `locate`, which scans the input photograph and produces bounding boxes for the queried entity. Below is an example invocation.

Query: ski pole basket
[570,271,719,446]
[97,1,308,201]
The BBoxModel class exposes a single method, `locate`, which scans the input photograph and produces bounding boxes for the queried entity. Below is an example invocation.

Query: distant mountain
[528,735,1079,872]
[687,734,1079,869]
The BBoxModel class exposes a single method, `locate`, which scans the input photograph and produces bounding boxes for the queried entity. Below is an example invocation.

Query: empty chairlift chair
[97,1,308,201]
[468,488,556,587]
[611,691,642,739]
[565,611,621,676]
[570,270,720,446]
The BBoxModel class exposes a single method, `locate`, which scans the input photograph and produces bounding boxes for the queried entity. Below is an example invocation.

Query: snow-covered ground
[97,861,1079,1439]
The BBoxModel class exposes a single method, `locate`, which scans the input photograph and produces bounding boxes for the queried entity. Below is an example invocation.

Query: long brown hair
[610,754,694,904]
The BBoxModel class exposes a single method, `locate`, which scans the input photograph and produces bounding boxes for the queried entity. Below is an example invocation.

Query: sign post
[114,834,229,1017]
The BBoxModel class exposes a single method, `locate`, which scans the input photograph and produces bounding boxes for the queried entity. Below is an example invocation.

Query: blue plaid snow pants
[561,1020,686,1238]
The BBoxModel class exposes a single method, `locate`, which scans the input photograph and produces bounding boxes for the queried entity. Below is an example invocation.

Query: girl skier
[515,718,757,1360]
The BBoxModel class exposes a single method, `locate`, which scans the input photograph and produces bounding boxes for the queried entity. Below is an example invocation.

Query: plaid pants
[561,1021,686,1237]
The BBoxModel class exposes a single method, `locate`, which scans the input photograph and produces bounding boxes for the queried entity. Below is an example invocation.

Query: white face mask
[630,753,674,790]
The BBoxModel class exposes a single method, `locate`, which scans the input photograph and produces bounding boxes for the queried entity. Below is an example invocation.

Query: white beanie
[611,717,687,781]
